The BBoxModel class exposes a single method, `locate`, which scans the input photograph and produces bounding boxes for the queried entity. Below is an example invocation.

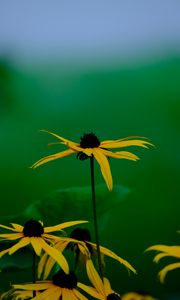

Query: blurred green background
[0,54,179,298]
[0,1,180,299]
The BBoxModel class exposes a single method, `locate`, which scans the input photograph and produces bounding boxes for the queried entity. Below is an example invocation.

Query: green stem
[32,250,36,297]
[90,155,103,279]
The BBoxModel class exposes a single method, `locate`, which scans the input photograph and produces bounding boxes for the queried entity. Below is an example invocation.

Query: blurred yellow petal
[158,262,180,283]
[31,149,75,169]
[74,288,89,300]
[9,237,30,254]
[0,248,11,258]
[40,130,72,144]
[93,148,113,191]
[77,283,103,300]
[38,239,69,274]
[146,245,180,259]
[86,259,105,296]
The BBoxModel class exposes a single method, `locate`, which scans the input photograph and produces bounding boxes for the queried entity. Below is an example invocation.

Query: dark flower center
[107,293,121,300]
[80,133,100,148]
[53,270,77,289]
[70,228,91,242]
[70,228,93,255]
[23,220,44,237]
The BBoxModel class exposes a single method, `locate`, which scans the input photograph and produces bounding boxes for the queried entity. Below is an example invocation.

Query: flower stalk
[90,155,103,279]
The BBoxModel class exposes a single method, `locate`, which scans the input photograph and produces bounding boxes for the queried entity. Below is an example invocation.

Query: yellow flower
[31,130,152,191]
[146,244,180,283]
[0,219,87,274]
[122,292,158,300]
[38,228,136,279]
[78,259,121,300]
[12,270,90,300]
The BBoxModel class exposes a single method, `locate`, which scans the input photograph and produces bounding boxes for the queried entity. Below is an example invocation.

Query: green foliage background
[0,54,179,298]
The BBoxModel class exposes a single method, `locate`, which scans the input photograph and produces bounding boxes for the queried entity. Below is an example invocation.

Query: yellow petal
[31,148,75,169]
[158,262,180,283]
[73,288,89,300]
[38,252,48,279]
[0,224,17,231]
[86,259,105,296]
[103,278,112,295]
[0,248,11,258]
[30,237,42,256]
[93,148,113,191]
[146,245,180,259]
[40,130,73,144]
[0,233,23,240]
[11,223,24,232]
[100,149,139,161]
[101,138,153,149]
[77,283,103,300]
[88,242,136,274]
[12,282,53,290]
[44,220,88,233]
[37,238,69,274]
[9,237,30,254]
[32,287,59,300]
[43,241,69,279]
[67,141,93,156]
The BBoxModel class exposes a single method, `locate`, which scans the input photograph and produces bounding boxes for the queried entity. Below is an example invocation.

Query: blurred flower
[0,288,38,300]
[12,269,91,300]
[122,291,158,300]
[38,228,136,279]
[146,244,180,282]
[0,219,87,274]
[79,259,121,300]
[31,130,152,191]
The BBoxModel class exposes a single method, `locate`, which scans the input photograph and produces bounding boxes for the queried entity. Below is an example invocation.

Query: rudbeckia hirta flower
[0,219,87,274]
[31,130,152,191]
[79,259,121,300]
[38,228,136,279]
[146,244,180,282]
[11,270,90,300]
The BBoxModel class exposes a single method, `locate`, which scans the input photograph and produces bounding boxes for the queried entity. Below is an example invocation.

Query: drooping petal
[100,138,153,149]
[158,262,180,283]
[93,148,113,191]
[9,237,30,254]
[31,148,75,169]
[77,283,103,300]
[44,220,88,233]
[153,252,171,263]
[88,242,136,274]
[86,259,105,296]
[37,238,69,274]
[67,141,93,156]
[100,149,139,161]
[30,237,42,256]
